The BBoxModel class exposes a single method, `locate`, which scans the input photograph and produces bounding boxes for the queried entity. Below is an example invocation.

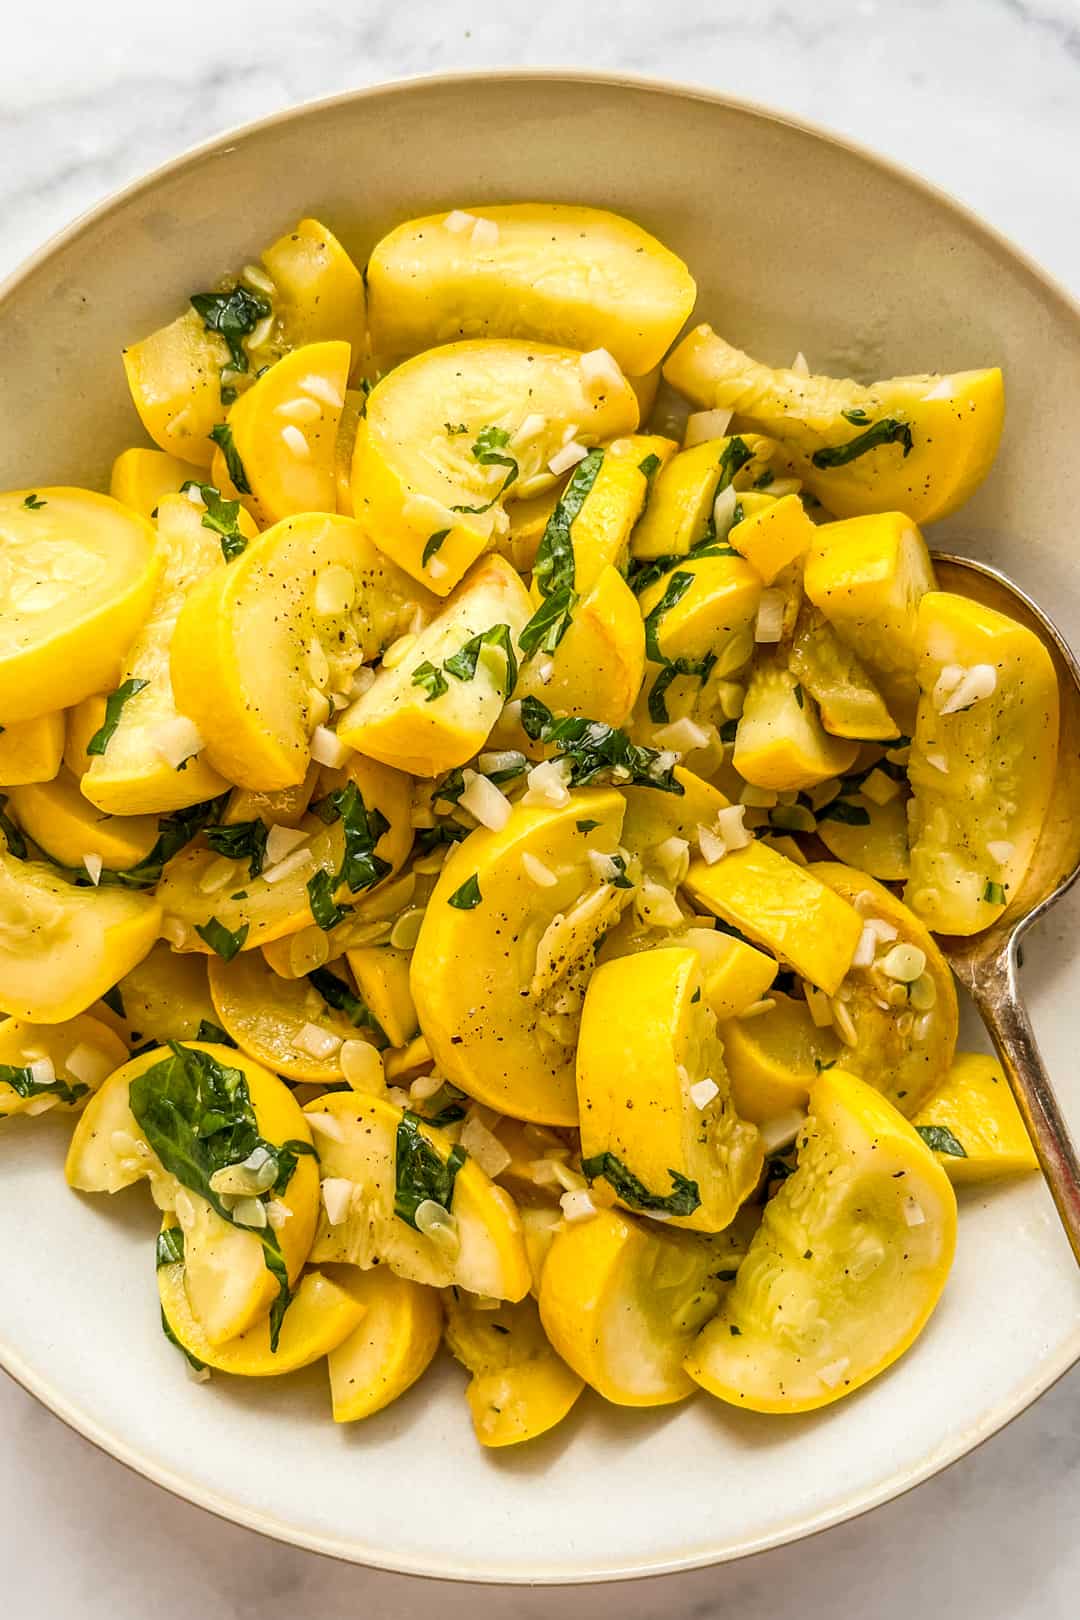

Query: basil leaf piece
[307,966,386,1041]
[86,679,150,757]
[983,879,1007,905]
[205,818,268,879]
[156,1227,186,1267]
[195,916,249,960]
[181,482,248,560]
[21,493,46,510]
[444,623,518,700]
[307,869,353,932]
[581,1151,701,1217]
[129,1043,308,1351]
[811,417,914,469]
[394,1110,467,1228]
[208,423,251,494]
[915,1124,968,1158]
[102,984,126,1019]
[411,661,449,702]
[841,406,871,425]
[0,1061,88,1107]
[470,425,519,491]
[448,873,482,910]
[643,570,694,665]
[422,529,450,566]
[96,795,227,891]
[519,447,604,654]
[189,284,270,372]
[519,698,684,794]
[638,452,661,480]
[330,781,391,894]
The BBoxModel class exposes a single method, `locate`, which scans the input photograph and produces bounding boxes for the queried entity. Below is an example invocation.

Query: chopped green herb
[195,916,249,960]
[576,819,601,834]
[190,284,270,372]
[811,417,914,469]
[444,422,469,435]
[813,1057,838,1073]
[643,570,694,665]
[519,447,604,655]
[449,425,520,514]
[448,873,483,910]
[324,781,391,894]
[638,452,661,480]
[0,1061,87,1107]
[155,1226,186,1268]
[394,1110,467,1228]
[416,820,469,855]
[411,661,449,702]
[752,468,774,490]
[95,796,226,891]
[581,1151,701,1217]
[519,697,684,794]
[422,529,450,566]
[793,682,804,709]
[444,623,518,700]
[208,423,251,494]
[729,1324,742,1336]
[841,406,871,425]
[181,482,248,560]
[21,493,46,510]
[720,718,739,743]
[306,869,353,932]
[915,1124,968,1158]
[86,679,150,756]
[984,879,1007,905]
[691,988,702,1004]
[308,966,386,1041]
[420,1082,470,1128]
[205,818,268,879]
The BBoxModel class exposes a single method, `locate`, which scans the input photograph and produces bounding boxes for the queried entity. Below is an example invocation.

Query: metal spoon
[930,552,1080,1264]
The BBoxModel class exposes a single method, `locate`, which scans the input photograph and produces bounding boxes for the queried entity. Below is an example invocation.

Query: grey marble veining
[2,0,1080,1614]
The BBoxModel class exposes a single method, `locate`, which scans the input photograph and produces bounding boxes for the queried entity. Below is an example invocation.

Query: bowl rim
[2,66,1078,1586]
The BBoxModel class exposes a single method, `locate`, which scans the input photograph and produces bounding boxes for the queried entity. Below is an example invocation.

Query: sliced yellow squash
[577,947,762,1232]
[109,448,206,521]
[0,711,65,786]
[304,1090,531,1301]
[734,658,859,790]
[0,1013,127,1119]
[905,590,1059,934]
[352,339,638,594]
[789,605,900,741]
[344,946,418,1048]
[516,565,645,729]
[260,217,366,359]
[911,1051,1038,1183]
[326,1266,442,1421]
[159,1246,364,1376]
[172,511,433,790]
[685,841,862,995]
[664,326,1004,524]
[114,941,217,1045]
[0,850,160,1022]
[80,494,231,814]
[630,435,775,562]
[9,767,159,872]
[728,493,814,584]
[802,511,937,726]
[685,1067,957,1412]
[67,1041,319,1343]
[539,1208,724,1406]
[410,790,628,1125]
[336,554,531,777]
[443,1288,583,1447]
[208,948,381,1082]
[366,203,696,374]
[0,489,161,724]
[225,341,349,526]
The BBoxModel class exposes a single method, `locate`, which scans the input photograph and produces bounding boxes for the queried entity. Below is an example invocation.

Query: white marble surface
[2,1,1079,1614]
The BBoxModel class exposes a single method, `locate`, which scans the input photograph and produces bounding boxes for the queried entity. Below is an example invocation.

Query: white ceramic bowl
[1,72,1078,1584]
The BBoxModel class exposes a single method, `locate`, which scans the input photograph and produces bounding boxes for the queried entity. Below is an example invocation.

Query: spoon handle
[969,942,1080,1265]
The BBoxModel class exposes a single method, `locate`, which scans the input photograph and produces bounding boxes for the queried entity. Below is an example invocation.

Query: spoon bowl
[931,552,1080,1261]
